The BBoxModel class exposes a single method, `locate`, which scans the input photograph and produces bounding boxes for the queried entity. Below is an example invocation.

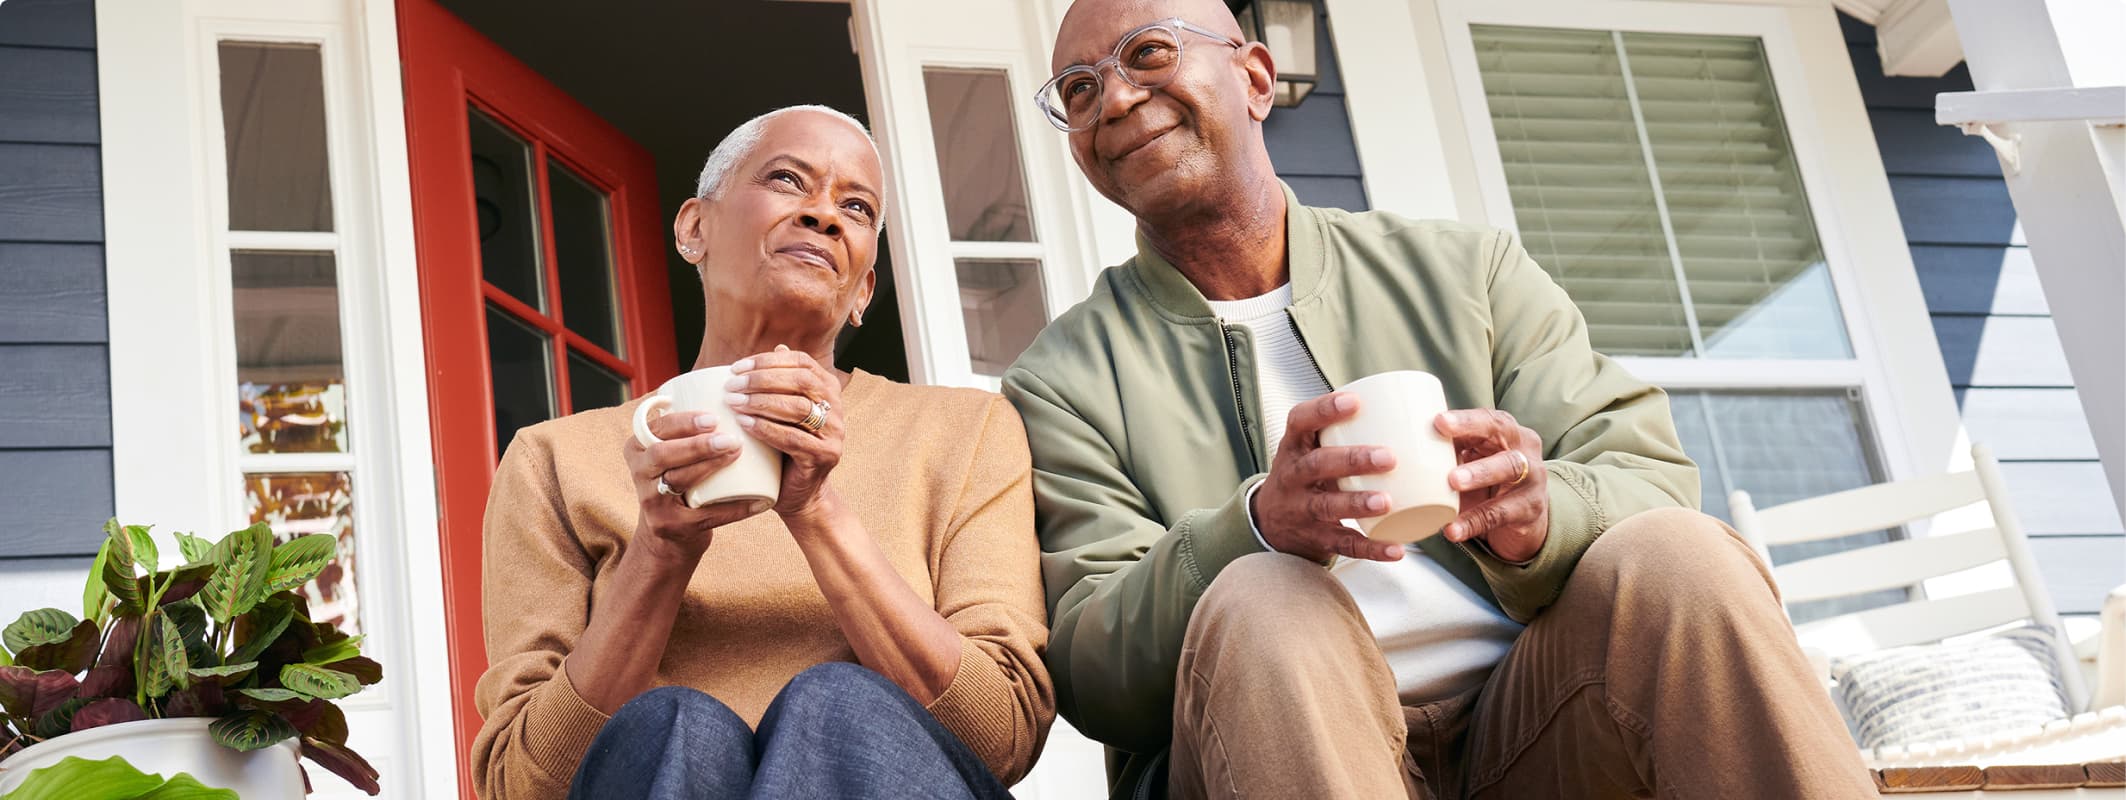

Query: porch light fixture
[1231,0,1320,107]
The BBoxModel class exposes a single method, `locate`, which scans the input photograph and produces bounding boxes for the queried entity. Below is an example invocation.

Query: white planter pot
[0,717,305,796]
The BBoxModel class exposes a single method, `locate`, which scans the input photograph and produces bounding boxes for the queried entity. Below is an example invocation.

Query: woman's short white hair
[693,105,879,200]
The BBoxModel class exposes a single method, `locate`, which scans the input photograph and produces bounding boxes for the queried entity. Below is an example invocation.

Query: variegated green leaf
[175,531,214,564]
[228,599,295,666]
[83,540,112,625]
[141,612,190,698]
[279,663,359,700]
[0,644,12,668]
[209,710,297,752]
[301,634,364,666]
[265,533,336,596]
[236,687,305,703]
[201,524,273,624]
[125,524,158,575]
[188,661,258,683]
[3,608,80,654]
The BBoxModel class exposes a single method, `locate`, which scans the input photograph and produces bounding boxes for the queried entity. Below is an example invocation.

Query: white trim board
[1424,0,1963,490]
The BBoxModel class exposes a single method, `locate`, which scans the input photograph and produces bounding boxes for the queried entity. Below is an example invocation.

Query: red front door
[399,0,678,789]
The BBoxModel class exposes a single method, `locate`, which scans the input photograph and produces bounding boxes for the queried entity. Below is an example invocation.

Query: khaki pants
[1168,508,1877,799]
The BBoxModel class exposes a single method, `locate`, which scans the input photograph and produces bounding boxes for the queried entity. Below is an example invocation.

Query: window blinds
[1472,26,1850,360]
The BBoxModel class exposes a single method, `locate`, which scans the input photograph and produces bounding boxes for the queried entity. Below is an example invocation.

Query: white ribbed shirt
[1208,284,1524,704]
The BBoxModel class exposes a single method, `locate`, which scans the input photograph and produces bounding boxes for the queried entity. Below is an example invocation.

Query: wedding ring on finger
[799,399,832,434]
[657,475,681,498]
[1508,450,1531,486]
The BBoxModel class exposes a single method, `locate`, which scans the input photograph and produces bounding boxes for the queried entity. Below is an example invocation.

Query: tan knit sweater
[470,370,1054,799]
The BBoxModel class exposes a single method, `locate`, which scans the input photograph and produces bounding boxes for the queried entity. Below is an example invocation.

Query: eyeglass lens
[1045,25,1184,129]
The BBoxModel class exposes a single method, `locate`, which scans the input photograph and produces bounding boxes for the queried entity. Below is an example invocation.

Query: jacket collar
[1127,182,1328,320]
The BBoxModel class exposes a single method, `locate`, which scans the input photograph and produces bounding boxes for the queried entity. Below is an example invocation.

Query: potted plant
[0,519,382,796]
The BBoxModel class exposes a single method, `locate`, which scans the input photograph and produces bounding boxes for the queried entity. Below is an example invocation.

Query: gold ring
[799,400,830,434]
[1508,451,1531,486]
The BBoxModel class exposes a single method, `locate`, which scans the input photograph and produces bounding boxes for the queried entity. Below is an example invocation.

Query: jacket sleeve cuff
[523,661,615,782]
[1469,463,1605,623]
[1177,474,1272,592]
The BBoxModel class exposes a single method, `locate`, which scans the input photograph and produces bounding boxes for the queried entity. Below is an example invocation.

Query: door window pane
[245,472,360,635]
[1472,27,1850,359]
[549,160,621,355]
[1671,390,1899,622]
[468,109,546,310]
[568,352,629,412]
[233,251,347,454]
[487,306,555,455]
[923,69,1036,242]
[219,42,334,232]
[956,259,1047,376]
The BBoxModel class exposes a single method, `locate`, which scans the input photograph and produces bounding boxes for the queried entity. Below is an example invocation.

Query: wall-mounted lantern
[1231,0,1320,107]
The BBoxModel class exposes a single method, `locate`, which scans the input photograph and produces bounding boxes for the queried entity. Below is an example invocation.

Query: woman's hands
[724,345,847,524]
[623,412,770,560]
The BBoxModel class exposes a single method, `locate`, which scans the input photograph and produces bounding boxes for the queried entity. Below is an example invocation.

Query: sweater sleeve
[469,428,612,799]
[1473,230,1701,621]
[923,396,1057,785]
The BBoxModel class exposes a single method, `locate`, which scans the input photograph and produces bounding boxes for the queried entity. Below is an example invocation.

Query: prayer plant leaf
[16,619,100,674]
[200,524,273,624]
[141,612,191,698]
[228,599,295,667]
[175,531,214,565]
[265,534,337,596]
[69,696,148,733]
[84,539,113,625]
[301,736,382,796]
[208,710,298,752]
[301,634,363,667]
[124,525,159,576]
[0,664,81,718]
[186,661,258,683]
[3,608,80,653]
[279,664,359,700]
[236,687,305,703]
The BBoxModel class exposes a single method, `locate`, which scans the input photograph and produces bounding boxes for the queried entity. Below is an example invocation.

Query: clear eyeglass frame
[1034,17,1244,133]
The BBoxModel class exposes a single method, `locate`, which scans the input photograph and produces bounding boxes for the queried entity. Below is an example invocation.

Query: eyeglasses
[1035,18,1244,133]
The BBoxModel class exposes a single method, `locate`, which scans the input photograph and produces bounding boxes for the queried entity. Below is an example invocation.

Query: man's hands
[1251,392,1403,562]
[1434,409,1549,563]
[1249,396,1554,566]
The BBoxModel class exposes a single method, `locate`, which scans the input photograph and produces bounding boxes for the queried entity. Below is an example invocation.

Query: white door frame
[95,0,455,796]
[852,0,1108,389]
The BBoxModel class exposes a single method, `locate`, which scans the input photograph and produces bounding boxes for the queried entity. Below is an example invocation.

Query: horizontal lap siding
[0,0,114,560]
[1262,0,1368,212]
[1843,14,2119,614]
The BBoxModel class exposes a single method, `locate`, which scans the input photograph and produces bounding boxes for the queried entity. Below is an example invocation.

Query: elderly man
[1001,0,1878,798]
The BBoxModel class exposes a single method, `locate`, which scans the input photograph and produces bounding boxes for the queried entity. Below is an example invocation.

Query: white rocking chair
[1730,443,2125,768]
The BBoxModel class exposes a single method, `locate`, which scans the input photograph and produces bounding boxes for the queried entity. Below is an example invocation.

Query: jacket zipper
[1284,312,1333,390]
[1220,323,1261,473]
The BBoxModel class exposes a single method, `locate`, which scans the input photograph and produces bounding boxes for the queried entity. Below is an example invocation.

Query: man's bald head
[1047,0,1280,231]
[1053,0,1246,74]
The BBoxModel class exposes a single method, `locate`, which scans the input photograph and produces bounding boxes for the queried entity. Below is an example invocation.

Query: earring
[677,244,699,259]
[848,313,864,328]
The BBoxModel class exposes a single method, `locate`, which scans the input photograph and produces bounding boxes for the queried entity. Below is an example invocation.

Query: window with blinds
[1472,26,1850,360]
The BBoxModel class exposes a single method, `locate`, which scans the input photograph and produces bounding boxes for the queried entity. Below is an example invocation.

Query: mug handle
[631,395,673,448]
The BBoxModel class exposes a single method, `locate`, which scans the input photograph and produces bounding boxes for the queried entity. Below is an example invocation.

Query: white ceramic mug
[631,366,782,509]
[1318,370,1460,545]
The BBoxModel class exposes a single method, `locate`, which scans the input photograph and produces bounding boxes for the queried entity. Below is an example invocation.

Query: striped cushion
[1832,624,2070,749]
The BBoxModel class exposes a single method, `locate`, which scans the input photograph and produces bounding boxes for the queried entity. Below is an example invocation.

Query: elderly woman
[470,105,1053,800]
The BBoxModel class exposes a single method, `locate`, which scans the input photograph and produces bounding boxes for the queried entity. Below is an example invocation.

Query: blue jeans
[568,662,1012,800]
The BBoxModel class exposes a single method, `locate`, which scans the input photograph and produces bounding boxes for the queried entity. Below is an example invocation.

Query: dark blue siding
[0,0,114,558]
[1843,13,2119,614]
[1262,0,1368,212]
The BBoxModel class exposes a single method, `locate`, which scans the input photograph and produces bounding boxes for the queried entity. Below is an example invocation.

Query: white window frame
[854,0,1100,391]
[1428,0,1964,489]
[96,0,453,797]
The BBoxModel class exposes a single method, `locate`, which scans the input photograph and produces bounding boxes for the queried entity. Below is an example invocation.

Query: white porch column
[1940,0,2126,520]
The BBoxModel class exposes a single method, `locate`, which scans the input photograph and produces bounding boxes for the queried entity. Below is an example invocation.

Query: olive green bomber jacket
[1000,186,1698,773]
